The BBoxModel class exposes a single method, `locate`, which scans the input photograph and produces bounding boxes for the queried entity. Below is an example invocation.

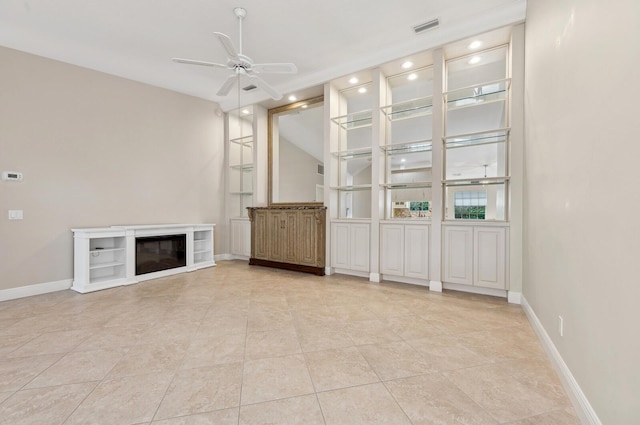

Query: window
[454,191,486,220]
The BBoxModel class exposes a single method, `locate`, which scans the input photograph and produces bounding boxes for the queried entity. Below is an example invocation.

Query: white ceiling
[0,0,526,111]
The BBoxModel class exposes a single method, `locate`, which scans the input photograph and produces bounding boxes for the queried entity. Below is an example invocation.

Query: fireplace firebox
[135,234,186,275]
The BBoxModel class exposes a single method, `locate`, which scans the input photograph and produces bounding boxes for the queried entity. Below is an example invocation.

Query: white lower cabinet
[443,225,507,289]
[474,226,507,289]
[230,218,251,258]
[380,223,429,280]
[331,221,370,273]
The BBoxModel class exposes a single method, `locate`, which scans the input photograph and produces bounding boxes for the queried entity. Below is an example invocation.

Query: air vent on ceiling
[242,84,257,91]
[413,18,439,34]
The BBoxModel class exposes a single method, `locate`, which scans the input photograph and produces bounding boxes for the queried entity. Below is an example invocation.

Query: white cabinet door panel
[350,224,370,272]
[443,226,473,285]
[380,224,404,276]
[331,223,351,269]
[405,225,429,279]
[474,227,506,289]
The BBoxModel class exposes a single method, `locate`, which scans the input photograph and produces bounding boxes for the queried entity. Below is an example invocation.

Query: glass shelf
[330,184,372,192]
[443,177,510,186]
[381,140,432,154]
[445,79,510,110]
[331,147,372,159]
[381,96,433,121]
[230,164,254,170]
[230,135,253,144]
[381,182,432,189]
[331,110,373,130]
[444,128,510,148]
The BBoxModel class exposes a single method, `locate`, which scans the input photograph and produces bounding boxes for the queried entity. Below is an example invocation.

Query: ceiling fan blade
[172,58,227,68]
[251,63,298,74]
[216,73,238,96]
[213,32,239,61]
[248,74,282,100]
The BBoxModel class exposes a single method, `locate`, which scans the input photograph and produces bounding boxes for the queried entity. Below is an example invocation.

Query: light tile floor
[0,260,581,425]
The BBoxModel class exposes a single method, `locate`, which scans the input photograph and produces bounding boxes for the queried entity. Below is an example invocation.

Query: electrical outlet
[558,315,564,337]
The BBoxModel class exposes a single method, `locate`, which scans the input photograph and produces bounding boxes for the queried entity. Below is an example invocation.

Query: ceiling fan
[172,7,297,100]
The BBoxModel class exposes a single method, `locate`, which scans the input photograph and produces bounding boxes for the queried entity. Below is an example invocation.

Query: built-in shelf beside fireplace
[71,224,215,293]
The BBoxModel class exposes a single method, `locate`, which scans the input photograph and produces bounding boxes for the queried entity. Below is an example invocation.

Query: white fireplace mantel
[71,224,215,293]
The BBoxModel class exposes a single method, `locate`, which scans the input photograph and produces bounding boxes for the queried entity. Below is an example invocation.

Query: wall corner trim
[521,296,603,425]
[507,291,522,304]
[0,279,72,302]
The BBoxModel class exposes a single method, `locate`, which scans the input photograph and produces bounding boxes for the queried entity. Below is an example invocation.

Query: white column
[429,48,445,292]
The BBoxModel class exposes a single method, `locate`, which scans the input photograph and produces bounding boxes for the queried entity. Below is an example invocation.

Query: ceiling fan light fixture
[172,7,296,100]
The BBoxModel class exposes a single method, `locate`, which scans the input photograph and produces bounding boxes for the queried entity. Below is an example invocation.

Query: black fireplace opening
[135,234,187,276]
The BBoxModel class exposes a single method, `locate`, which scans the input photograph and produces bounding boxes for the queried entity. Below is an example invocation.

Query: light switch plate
[8,210,23,220]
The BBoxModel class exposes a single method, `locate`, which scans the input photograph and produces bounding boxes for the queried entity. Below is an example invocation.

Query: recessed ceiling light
[241,109,250,115]
[401,61,413,69]
[468,56,482,65]
[468,40,482,50]
[301,104,308,109]
[358,87,367,94]
[407,73,418,81]
[401,158,406,162]
[288,95,297,101]
[349,77,359,84]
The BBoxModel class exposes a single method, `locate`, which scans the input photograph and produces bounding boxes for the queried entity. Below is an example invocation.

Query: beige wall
[524,0,640,423]
[0,46,225,291]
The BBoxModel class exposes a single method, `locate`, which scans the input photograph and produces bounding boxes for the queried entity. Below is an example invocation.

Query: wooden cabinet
[331,221,370,273]
[380,223,429,281]
[248,206,326,275]
[443,224,507,289]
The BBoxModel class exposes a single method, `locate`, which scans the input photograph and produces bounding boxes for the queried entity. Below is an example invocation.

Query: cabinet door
[282,211,299,264]
[231,220,251,257]
[473,227,506,289]
[380,224,404,276]
[268,211,284,262]
[298,210,318,266]
[443,226,473,285]
[350,224,370,272]
[253,211,269,259]
[331,223,351,269]
[405,225,429,279]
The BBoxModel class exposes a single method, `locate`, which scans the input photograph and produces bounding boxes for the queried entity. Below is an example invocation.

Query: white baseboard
[507,291,522,304]
[521,296,602,425]
[0,279,72,302]
[442,282,507,299]
[215,253,233,261]
[380,275,430,288]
